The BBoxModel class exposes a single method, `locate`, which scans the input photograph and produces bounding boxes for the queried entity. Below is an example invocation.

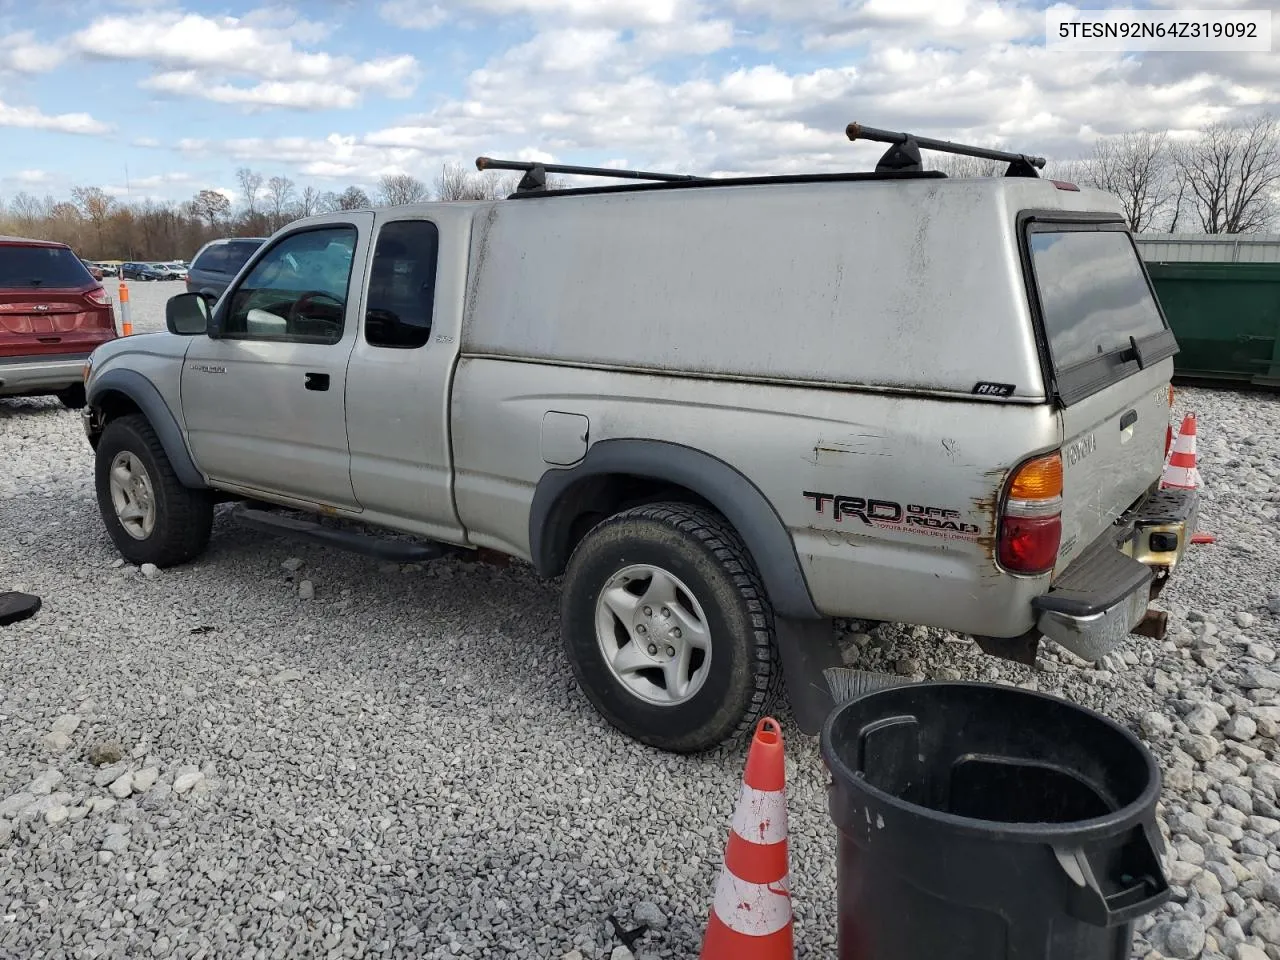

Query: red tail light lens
[998,515,1063,573]
[998,452,1063,576]
[85,286,110,306]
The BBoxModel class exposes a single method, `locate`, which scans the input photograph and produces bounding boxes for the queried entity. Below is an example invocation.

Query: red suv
[1,236,117,408]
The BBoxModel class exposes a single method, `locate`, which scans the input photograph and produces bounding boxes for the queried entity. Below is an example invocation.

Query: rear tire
[94,414,213,567]
[560,501,782,753]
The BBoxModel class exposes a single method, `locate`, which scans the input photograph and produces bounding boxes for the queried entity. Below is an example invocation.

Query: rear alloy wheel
[560,501,782,753]
[94,414,213,567]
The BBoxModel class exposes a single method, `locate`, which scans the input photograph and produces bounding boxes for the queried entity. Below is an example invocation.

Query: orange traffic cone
[700,717,795,960]
[1161,413,1199,490]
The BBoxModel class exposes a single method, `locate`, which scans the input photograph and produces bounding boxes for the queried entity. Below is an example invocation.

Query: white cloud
[0,100,111,136]
[178,133,426,182]
[379,0,448,29]
[0,31,67,73]
[143,71,371,111]
[14,169,52,184]
[383,0,682,29]
[73,11,420,109]
[100,171,197,198]
[53,0,1264,227]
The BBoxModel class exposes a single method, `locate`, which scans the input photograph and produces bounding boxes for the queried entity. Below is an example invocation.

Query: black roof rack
[845,123,1047,178]
[475,157,706,195]
[473,121,1049,198]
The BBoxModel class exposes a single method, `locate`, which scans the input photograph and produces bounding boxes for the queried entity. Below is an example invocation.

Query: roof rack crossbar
[846,123,1046,179]
[475,157,705,195]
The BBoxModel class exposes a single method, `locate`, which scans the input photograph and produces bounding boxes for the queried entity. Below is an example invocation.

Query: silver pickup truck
[81,125,1198,753]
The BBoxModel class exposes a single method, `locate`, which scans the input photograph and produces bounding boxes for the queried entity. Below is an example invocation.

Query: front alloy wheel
[108,451,158,541]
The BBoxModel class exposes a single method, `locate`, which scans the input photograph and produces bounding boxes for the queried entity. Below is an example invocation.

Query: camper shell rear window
[1021,217,1179,405]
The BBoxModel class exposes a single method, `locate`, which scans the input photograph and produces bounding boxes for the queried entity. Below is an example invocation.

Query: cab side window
[365,220,439,350]
[224,226,357,345]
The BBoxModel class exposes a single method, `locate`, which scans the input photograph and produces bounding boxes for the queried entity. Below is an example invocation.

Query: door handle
[304,372,330,392]
[1120,409,1138,430]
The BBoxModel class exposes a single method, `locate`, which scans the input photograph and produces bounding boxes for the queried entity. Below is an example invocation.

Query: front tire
[560,502,782,753]
[94,414,213,567]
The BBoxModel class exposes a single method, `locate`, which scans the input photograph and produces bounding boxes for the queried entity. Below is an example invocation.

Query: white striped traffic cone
[699,717,795,960]
[1161,413,1200,490]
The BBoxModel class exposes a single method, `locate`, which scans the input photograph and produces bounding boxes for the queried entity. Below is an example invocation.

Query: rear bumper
[0,354,90,396]
[1032,485,1200,662]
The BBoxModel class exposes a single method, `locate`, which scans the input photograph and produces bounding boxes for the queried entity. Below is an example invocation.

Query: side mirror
[165,292,212,335]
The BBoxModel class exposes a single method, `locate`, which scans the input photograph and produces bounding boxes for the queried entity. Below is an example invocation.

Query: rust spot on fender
[972,466,1010,562]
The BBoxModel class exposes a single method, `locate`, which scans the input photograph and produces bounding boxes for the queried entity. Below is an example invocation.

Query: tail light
[998,451,1063,575]
[85,286,110,306]
[1164,385,1175,457]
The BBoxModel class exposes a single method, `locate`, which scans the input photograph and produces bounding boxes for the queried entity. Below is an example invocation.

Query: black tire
[560,501,782,753]
[94,414,213,567]
[56,384,86,409]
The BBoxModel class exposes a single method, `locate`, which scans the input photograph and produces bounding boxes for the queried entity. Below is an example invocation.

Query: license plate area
[1117,486,1200,573]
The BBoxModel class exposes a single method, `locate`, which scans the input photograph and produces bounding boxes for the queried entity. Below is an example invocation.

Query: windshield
[0,245,95,289]
[1027,228,1167,372]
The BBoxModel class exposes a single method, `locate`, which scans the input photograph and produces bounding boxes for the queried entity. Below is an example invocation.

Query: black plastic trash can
[820,682,1170,960]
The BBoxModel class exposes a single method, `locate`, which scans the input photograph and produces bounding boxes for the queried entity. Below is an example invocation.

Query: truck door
[180,214,372,509]
[344,214,466,543]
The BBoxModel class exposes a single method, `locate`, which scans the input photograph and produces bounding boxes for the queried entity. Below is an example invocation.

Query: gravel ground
[3,294,1280,959]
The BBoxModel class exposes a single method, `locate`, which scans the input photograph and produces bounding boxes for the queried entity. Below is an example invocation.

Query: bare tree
[193,189,231,228]
[377,173,429,206]
[337,186,371,210]
[266,175,296,227]
[299,185,321,218]
[433,161,498,201]
[71,186,116,253]
[10,191,53,231]
[1172,114,1280,233]
[236,167,264,216]
[926,155,1007,178]
[1075,131,1173,233]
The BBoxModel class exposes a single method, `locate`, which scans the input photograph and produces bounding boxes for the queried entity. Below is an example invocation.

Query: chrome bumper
[1034,486,1200,663]
[0,355,89,395]
[1037,588,1152,663]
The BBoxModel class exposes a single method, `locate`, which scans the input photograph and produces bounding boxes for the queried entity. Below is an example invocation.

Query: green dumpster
[1144,261,1280,387]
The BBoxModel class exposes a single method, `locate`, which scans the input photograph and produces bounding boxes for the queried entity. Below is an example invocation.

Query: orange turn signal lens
[1009,452,1063,501]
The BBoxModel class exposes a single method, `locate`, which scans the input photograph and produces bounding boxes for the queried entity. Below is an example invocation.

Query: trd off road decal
[803,491,982,542]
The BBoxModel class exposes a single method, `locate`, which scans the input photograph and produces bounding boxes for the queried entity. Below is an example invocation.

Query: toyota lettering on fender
[802,492,982,540]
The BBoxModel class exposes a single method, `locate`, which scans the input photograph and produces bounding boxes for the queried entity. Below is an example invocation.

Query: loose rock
[86,742,124,766]
[1151,916,1207,958]
[40,731,71,753]
[108,772,134,799]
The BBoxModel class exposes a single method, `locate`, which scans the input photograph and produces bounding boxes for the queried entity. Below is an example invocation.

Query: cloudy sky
[0,0,1275,204]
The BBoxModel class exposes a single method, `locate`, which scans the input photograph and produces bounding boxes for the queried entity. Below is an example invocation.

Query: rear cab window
[1,245,95,289]
[1022,220,1178,404]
